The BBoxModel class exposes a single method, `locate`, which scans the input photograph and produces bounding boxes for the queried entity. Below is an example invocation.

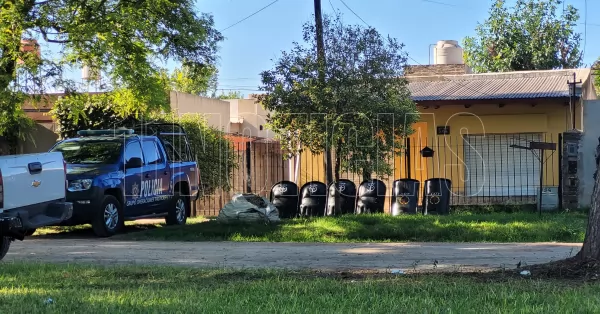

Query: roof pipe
[428,44,436,65]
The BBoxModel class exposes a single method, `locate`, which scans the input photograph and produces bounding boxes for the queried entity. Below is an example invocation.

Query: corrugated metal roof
[407,68,592,102]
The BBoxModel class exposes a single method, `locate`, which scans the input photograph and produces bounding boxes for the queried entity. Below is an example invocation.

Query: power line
[220,0,280,32]
[219,78,260,81]
[582,0,587,61]
[339,0,369,27]
[421,0,457,7]
[217,88,262,92]
[336,0,424,66]
[328,0,336,13]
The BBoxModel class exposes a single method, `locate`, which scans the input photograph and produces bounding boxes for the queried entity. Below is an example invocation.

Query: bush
[51,93,138,139]
[150,113,237,195]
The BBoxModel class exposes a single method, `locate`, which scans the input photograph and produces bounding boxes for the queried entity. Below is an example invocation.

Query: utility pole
[567,72,582,130]
[313,0,333,185]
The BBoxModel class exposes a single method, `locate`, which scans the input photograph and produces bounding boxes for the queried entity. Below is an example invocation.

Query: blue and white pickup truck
[49,124,200,237]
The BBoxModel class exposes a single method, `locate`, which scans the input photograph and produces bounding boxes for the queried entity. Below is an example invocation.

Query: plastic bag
[216,193,280,224]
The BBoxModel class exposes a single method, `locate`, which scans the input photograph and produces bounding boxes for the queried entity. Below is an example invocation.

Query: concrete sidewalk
[5,239,581,271]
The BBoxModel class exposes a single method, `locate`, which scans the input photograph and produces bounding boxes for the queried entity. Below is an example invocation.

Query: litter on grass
[216,194,280,224]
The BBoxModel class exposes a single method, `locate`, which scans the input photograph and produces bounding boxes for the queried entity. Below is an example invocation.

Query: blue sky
[200,0,599,96]
[47,0,599,94]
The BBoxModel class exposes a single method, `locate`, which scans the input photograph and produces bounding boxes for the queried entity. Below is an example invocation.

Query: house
[405,65,596,207]
[293,40,598,210]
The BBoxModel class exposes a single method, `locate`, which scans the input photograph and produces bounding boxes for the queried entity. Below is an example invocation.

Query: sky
[45,0,599,94]
[198,0,599,97]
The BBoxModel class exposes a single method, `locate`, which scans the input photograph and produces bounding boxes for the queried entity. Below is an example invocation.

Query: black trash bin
[270,181,299,219]
[299,181,327,217]
[391,179,420,215]
[356,179,386,214]
[422,178,452,215]
[326,180,357,216]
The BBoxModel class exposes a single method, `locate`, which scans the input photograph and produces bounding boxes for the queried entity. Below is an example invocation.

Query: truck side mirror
[125,157,143,169]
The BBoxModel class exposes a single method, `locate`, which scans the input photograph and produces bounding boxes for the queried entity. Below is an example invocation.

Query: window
[51,140,122,164]
[162,137,190,162]
[142,141,162,165]
[124,141,144,164]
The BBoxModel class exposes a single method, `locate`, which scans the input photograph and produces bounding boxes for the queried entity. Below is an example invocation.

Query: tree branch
[38,27,69,43]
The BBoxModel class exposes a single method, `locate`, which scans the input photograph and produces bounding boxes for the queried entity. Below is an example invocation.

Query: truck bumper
[0,201,73,240]
[62,187,104,225]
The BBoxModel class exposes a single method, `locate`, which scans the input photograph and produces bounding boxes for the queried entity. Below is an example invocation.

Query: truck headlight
[68,179,93,192]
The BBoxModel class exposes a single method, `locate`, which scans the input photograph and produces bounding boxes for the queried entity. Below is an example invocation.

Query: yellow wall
[418,102,573,192]
[296,122,430,190]
[295,102,572,198]
[298,151,326,188]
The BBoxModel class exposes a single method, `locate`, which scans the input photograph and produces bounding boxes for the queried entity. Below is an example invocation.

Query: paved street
[5,239,581,272]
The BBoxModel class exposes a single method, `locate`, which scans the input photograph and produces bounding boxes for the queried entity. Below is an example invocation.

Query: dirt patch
[300,258,600,284]
[519,257,600,281]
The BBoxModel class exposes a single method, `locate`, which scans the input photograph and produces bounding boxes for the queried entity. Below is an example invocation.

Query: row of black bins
[269,178,451,218]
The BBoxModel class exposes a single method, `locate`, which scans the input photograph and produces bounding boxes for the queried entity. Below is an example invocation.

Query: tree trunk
[577,164,600,260]
[332,141,342,215]
[0,0,36,91]
[362,169,371,182]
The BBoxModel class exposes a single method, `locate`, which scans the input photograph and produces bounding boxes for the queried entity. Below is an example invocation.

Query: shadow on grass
[31,223,163,239]
[118,212,588,243]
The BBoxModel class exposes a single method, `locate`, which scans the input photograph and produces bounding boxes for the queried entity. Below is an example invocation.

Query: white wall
[169,91,231,132]
[579,99,600,207]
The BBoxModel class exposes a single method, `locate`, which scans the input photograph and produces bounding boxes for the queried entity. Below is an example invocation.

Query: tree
[463,0,583,73]
[216,91,244,99]
[259,14,418,186]
[0,0,222,147]
[594,59,599,96]
[170,63,219,96]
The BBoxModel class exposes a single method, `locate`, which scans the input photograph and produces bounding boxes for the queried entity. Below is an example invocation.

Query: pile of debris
[216,193,280,224]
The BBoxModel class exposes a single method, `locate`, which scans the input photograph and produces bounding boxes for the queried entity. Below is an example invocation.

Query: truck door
[123,140,146,216]
[140,139,169,213]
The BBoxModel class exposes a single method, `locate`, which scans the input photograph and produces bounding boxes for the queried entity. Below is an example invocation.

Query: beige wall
[20,123,59,154]
[170,91,231,131]
[225,99,274,139]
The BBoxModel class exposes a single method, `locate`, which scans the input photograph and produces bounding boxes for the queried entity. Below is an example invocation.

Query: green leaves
[170,62,218,97]
[594,58,599,96]
[259,14,418,178]
[0,0,223,143]
[154,113,237,195]
[463,0,583,73]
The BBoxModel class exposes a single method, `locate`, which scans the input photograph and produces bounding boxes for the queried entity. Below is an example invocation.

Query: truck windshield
[51,141,123,164]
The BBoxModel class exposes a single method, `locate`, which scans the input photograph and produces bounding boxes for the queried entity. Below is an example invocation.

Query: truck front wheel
[92,195,124,237]
[0,236,11,261]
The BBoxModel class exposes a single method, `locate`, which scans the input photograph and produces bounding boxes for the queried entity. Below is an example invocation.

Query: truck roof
[63,135,157,142]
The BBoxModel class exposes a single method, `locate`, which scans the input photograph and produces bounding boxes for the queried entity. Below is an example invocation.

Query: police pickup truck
[49,124,200,237]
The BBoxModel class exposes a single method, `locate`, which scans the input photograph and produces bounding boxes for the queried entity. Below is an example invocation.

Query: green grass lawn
[0,263,598,313]
[115,212,587,243]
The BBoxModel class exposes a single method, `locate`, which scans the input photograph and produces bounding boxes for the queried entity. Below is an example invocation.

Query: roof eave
[414,96,571,106]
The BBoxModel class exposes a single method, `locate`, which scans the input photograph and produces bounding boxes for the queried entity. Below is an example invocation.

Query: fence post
[406,137,411,179]
[558,133,563,210]
[246,141,252,193]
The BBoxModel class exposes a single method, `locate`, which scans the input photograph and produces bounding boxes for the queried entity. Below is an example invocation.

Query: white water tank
[433,40,464,65]
[82,65,101,81]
